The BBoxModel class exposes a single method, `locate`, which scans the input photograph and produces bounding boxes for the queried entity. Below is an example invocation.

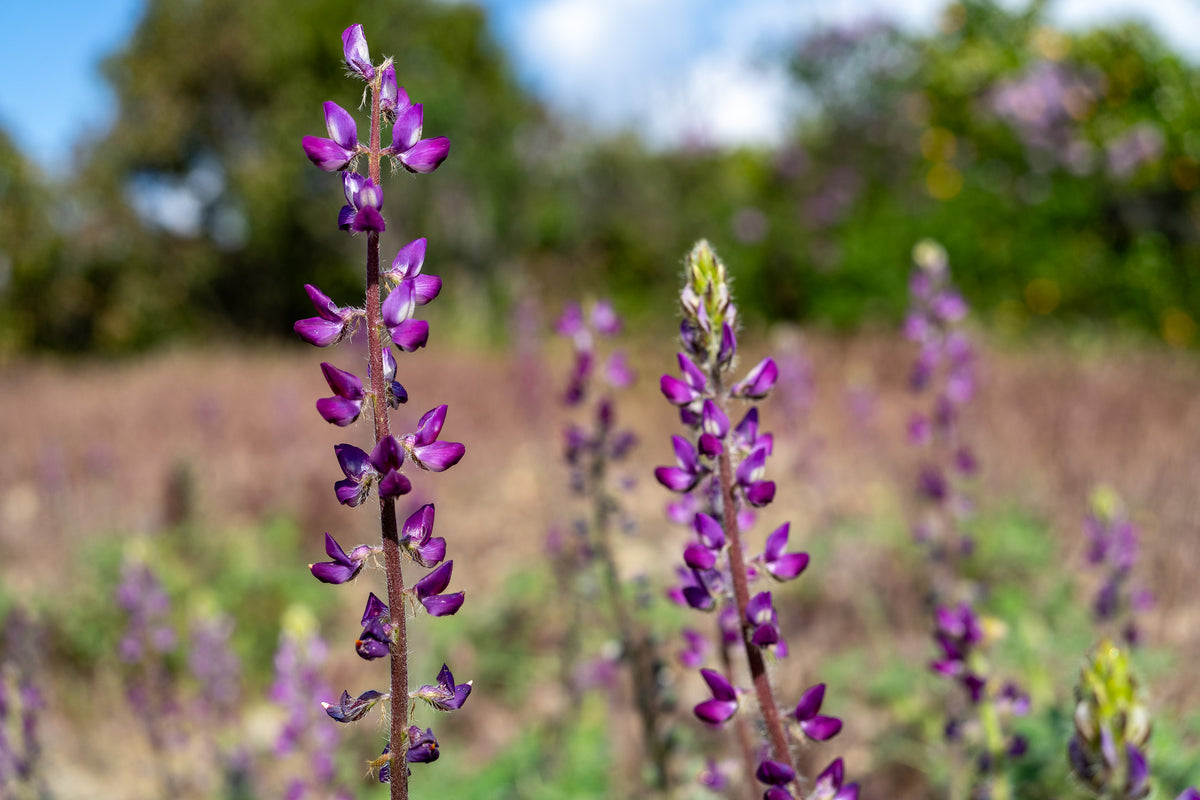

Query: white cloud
[1051,0,1200,58]
[516,0,806,147]
[506,0,1200,150]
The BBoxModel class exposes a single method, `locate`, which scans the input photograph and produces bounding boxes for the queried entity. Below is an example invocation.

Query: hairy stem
[716,607,760,800]
[589,441,671,793]
[716,444,794,775]
[360,72,409,800]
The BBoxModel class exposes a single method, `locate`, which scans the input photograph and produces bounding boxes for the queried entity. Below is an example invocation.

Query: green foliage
[4,0,1200,352]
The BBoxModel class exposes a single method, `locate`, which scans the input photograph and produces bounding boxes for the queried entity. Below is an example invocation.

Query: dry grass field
[2,330,1198,796]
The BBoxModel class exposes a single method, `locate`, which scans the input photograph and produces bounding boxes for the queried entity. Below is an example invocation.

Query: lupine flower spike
[656,240,851,796]
[550,299,674,791]
[296,24,467,798]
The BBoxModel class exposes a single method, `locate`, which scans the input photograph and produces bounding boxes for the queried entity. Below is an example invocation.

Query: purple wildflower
[316,363,365,426]
[379,347,409,408]
[746,591,781,648]
[369,435,412,499]
[382,280,430,352]
[404,726,439,764]
[301,102,359,172]
[810,758,859,800]
[337,171,385,234]
[413,663,472,711]
[655,435,706,493]
[694,668,738,725]
[341,24,374,81]
[355,593,391,661]
[732,357,779,400]
[401,405,466,472]
[678,628,710,669]
[310,532,375,584]
[323,689,386,723]
[794,683,843,741]
[294,284,358,347]
[400,503,446,567]
[383,238,442,305]
[388,103,450,174]
[414,561,465,617]
[333,443,374,507]
[761,523,809,581]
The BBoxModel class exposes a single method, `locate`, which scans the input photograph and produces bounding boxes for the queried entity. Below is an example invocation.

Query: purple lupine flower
[323,689,386,723]
[697,758,730,791]
[377,346,409,408]
[294,284,359,347]
[678,628,710,669]
[333,443,374,507]
[698,399,729,457]
[310,532,375,584]
[356,593,391,660]
[660,353,708,416]
[388,103,450,174]
[1177,789,1200,800]
[414,561,465,617]
[590,299,621,335]
[413,663,472,711]
[655,435,706,493]
[404,726,439,763]
[337,171,386,233]
[746,591,781,648]
[694,668,738,725]
[732,357,779,400]
[316,363,365,426]
[401,405,466,472]
[341,24,374,81]
[384,238,442,304]
[693,512,727,551]
[115,560,177,663]
[379,63,402,116]
[794,683,843,741]
[670,566,716,611]
[810,758,859,800]
[736,444,776,507]
[756,758,796,788]
[369,435,412,498]
[302,102,359,172]
[761,523,809,581]
[400,503,446,567]
[270,620,346,791]
[603,351,635,389]
[382,280,430,352]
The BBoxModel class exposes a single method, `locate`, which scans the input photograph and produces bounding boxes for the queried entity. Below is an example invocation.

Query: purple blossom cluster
[656,240,855,799]
[1082,487,1153,646]
[552,298,676,790]
[296,24,468,796]
[269,618,351,800]
[0,609,46,797]
[904,239,977,564]
[988,60,1101,175]
[904,240,1028,796]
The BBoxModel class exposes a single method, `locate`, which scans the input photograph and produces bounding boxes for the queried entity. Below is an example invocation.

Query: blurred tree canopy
[1,0,1199,353]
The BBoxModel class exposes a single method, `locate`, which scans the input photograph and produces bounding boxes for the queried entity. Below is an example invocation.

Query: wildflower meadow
[3,1,1200,798]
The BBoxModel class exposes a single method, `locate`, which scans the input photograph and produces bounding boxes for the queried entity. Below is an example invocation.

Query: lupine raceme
[296,24,467,798]
[656,240,855,800]
[553,299,676,791]
[904,241,1028,800]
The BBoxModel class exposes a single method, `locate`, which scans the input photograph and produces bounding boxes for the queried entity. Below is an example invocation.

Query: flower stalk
[298,24,463,800]
[657,240,854,800]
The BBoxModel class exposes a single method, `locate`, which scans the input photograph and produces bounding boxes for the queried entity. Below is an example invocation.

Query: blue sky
[2,0,1199,174]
